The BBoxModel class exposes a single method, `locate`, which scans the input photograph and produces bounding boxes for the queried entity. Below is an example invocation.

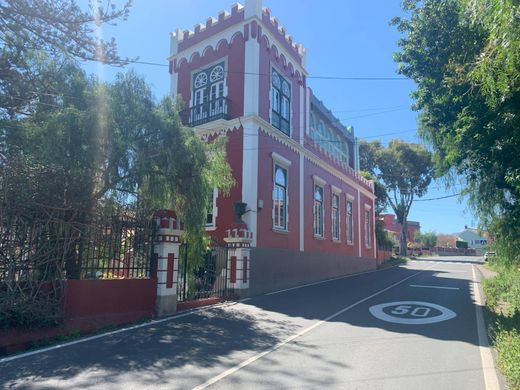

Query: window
[346,200,354,244]
[190,62,227,126]
[271,69,291,135]
[313,184,324,237]
[273,165,288,230]
[365,209,371,247]
[332,193,340,240]
[206,188,218,228]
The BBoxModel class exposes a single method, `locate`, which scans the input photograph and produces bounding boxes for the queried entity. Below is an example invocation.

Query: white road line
[0,302,231,364]
[264,266,397,296]
[472,265,500,390]
[410,284,460,290]
[192,263,438,390]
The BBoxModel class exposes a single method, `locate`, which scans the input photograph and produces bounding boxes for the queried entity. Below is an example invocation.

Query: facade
[458,227,488,254]
[382,214,420,244]
[168,0,377,291]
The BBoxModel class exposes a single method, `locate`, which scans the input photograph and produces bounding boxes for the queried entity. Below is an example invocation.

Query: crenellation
[218,10,231,21]
[206,17,216,28]
[194,23,205,33]
[231,3,244,14]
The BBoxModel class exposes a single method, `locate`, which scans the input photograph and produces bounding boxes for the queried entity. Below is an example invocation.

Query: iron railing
[177,242,233,302]
[182,96,230,127]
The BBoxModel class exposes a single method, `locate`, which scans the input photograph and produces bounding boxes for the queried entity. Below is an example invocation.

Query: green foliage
[415,231,437,248]
[484,266,520,389]
[361,139,434,254]
[0,0,132,118]
[392,0,520,266]
[495,328,520,390]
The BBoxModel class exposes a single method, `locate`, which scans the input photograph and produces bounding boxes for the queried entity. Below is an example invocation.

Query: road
[0,256,501,389]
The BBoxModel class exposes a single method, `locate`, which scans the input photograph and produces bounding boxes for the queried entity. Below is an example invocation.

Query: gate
[177,242,234,302]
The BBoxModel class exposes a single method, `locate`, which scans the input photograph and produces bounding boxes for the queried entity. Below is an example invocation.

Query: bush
[484,266,520,389]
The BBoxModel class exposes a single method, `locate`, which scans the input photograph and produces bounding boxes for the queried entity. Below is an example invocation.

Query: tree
[0,0,132,118]
[392,0,520,264]
[3,62,234,276]
[374,140,434,255]
[415,231,437,249]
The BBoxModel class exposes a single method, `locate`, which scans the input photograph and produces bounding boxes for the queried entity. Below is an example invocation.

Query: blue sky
[82,0,477,234]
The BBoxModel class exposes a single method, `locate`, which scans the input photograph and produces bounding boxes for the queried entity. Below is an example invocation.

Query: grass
[483,262,520,390]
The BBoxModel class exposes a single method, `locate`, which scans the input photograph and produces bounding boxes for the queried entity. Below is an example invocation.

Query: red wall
[176,30,245,118]
[302,159,375,258]
[256,134,300,250]
[64,279,156,326]
[212,128,244,244]
[258,32,302,143]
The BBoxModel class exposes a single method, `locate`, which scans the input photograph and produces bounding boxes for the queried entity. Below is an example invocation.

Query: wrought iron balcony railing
[182,97,230,127]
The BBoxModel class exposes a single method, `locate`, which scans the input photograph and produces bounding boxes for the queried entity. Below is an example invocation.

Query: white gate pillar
[224,227,253,298]
[153,210,182,317]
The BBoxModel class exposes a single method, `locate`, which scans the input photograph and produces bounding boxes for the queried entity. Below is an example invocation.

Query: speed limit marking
[369,301,456,325]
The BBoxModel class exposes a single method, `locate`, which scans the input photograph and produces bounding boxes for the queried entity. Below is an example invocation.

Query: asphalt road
[0,256,501,389]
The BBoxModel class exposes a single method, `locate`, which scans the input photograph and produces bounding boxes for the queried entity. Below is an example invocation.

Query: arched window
[271,68,291,135]
[273,165,288,230]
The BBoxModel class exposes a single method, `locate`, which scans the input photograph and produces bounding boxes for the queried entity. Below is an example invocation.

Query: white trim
[364,204,372,211]
[331,191,341,241]
[189,58,229,109]
[299,153,304,251]
[241,119,259,246]
[331,184,342,194]
[313,181,325,238]
[299,85,305,145]
[258,19,308,76]
[272,152,292,167]
[364,208,372,249]
[312,174,326,186]
[205,187,218,229]
[244,30,260,117]
[372,200,377,258]
[192,115,376,199]
[272,162,289,231]
[305,88,311,136]
[357,188,362,257]
[346,193,355,201]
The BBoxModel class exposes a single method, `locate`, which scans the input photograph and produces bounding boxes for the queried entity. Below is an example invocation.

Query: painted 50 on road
[369,301,457,325]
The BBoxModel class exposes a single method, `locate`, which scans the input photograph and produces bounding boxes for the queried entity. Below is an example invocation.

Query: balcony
[182,97,230,127]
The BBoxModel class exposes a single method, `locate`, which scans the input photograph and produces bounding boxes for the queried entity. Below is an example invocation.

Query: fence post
[153,210,182,317]
[224,227,253,298]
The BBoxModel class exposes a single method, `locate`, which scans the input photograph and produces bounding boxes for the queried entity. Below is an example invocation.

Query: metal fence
[177,242,233,302]
[75,213,155,279]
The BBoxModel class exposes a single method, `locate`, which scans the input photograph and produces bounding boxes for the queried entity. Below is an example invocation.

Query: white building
[458,227,488,255]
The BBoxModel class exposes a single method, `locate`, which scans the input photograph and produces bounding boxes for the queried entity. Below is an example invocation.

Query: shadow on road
[0,262,485,388]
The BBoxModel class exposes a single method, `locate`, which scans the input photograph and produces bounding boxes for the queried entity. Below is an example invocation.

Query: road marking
[410,284,460,290]
[472,265,500,390]
[369,301,456,325]
[264,265,403,296]
[192,263,437,390]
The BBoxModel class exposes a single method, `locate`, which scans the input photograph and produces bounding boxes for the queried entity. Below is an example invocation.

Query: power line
[415,193,462,202]
[105,60,409,81]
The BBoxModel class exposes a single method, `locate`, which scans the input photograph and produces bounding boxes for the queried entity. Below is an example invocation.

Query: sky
[81,0,477,235]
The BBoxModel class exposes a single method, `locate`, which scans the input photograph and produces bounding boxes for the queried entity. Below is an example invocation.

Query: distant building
[382,214,420,243]
[458,226,488,255]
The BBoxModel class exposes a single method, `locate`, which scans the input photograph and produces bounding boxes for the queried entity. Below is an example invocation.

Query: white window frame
[365,205,372,248]
[313,175,326,238]
[346,194,355,245]
[205,188,218,231]
[272,153,292,232]
[331,185,341,242]
[270,66,291,136]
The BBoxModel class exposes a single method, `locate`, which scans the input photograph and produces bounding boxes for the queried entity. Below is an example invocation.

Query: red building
[382,214,420,244]
[168,0,377,291]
